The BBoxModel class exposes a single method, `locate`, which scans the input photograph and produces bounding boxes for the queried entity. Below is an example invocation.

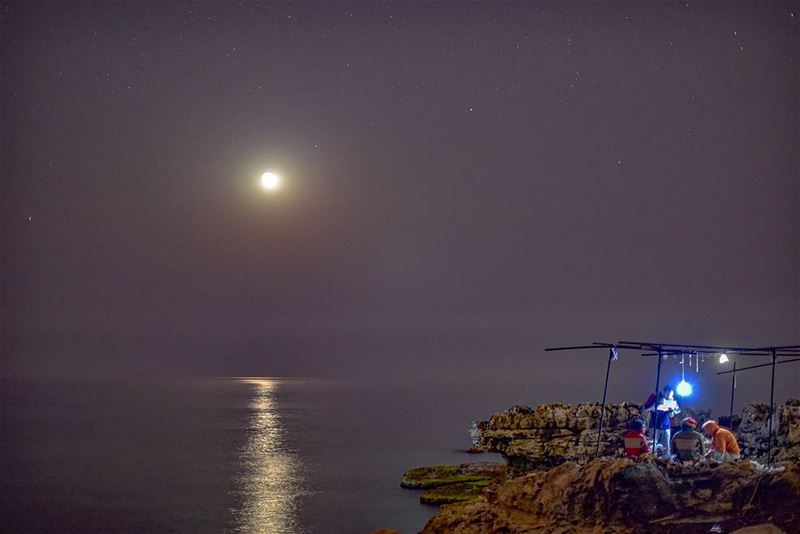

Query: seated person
[623,418,650,458]
[702,420,741,461]
[671,417,706,461]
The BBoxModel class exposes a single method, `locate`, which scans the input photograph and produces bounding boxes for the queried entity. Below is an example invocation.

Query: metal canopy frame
[545,340,800,464]
[716,355,800,464]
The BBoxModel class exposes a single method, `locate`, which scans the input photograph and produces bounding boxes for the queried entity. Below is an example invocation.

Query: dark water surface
[1,378,539,533]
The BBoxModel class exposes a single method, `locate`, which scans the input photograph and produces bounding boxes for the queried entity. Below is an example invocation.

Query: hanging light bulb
[676,354,693,397]
[719,353,729,364]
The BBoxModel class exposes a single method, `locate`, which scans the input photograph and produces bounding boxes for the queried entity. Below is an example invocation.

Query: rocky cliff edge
[422,457,800,534]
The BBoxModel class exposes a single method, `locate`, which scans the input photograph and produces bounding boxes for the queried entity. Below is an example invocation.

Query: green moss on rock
[419,480,492,505]
[401,462,506,505]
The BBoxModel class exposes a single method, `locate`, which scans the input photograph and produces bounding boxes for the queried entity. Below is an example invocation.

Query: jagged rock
[731,524,787,534]
[781,400,800,446]
[479,402,648,471]
[411,399,800,533]
[506,404,534,415]
[736,399,800,461]
[421,458,800,533]
[478,399,800,470]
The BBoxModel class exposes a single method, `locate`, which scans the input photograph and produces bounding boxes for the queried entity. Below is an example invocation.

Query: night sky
[1,2,798,408]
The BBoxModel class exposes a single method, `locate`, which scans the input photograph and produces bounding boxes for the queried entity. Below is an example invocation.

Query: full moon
[260,171,281,191]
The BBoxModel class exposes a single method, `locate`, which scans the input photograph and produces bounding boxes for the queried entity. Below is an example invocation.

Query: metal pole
[729,361,736,427]
[596,347,614,458]
[651,348,663,447]
[767,349,777,465]
[717,357,800,375]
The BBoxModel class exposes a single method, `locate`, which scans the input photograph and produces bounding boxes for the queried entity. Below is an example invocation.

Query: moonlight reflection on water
[233,379,305,533]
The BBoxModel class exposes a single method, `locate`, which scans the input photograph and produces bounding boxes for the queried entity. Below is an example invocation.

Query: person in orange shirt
[701,420,741,461]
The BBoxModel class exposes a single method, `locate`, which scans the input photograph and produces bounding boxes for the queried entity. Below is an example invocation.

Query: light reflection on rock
[232,379,305,533]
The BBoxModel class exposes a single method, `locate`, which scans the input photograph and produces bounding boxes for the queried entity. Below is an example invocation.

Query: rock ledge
[422,457,800,534]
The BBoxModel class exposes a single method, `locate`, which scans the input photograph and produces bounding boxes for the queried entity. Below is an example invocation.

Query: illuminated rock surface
[421,458,800,534]
[415,399,800,533]
[478,399,799,470]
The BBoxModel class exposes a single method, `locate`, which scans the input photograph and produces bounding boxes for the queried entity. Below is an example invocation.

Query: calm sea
[1,378,539,533]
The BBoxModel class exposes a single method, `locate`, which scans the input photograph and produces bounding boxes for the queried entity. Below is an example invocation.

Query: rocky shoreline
[401,398,800,533]
[421,457,800,534]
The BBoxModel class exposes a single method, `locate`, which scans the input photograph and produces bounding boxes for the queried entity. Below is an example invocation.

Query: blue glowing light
[676,380,693,397]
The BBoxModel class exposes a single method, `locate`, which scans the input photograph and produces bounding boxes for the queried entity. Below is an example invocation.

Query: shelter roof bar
[642,351,745,355]
[544,344,613,352]
[716,357,800,375]
[640,350,789,357]
[748,345,800,351]
[544,343,630,355]
[733,350,800,356]
[619,340,754,352]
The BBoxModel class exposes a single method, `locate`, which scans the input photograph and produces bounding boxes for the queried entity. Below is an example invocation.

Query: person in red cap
[671,417,706,462]
[623,419,650,458]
